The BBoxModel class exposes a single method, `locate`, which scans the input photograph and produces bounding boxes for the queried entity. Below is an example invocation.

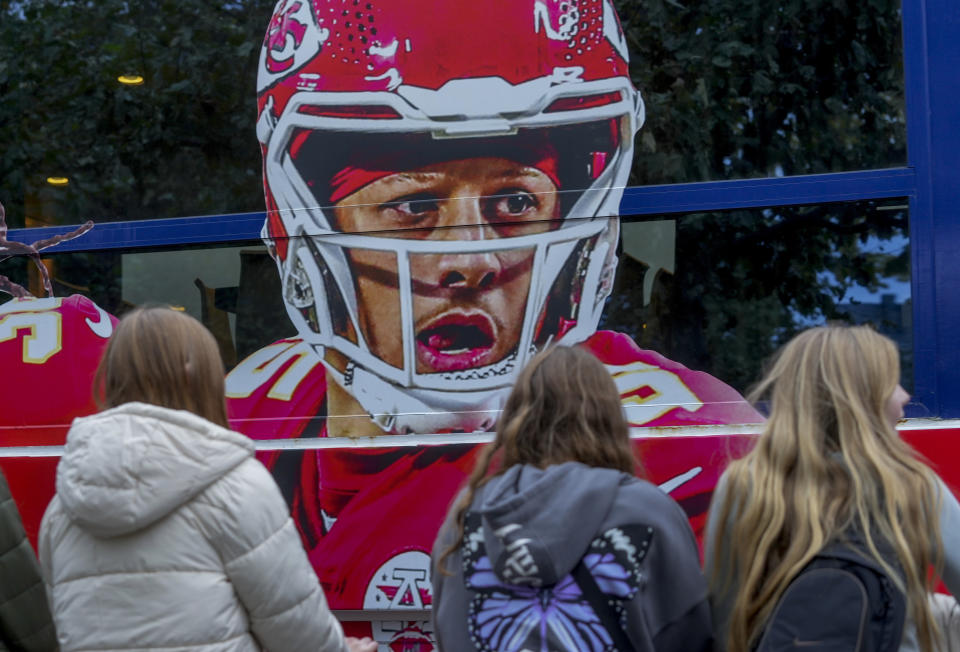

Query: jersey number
[0,311,63,364]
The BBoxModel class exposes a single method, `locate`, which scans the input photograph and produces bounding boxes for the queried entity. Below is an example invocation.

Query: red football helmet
[255,0,644,434]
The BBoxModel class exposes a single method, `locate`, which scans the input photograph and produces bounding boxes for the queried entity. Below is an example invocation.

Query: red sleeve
[0,295,117,546]
[225,338,327,442]
[583,330,764,427]
[0,294,115,445]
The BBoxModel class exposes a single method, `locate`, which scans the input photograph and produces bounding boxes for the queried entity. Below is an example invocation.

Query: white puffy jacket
[39,402,348,652]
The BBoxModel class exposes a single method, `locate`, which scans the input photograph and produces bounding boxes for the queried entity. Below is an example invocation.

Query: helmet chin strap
[321,357,509,435]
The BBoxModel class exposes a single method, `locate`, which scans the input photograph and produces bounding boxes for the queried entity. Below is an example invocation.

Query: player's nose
[435,247,501,290]
[430,198,502,290]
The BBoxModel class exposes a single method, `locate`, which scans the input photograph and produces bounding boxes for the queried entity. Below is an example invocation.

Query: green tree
[601,0,909,391]
[619,0,904,184]
[0,0,268,228]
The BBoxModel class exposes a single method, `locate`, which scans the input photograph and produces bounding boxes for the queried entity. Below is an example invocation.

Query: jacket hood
[475,461,626,586]
[57,402,254,538]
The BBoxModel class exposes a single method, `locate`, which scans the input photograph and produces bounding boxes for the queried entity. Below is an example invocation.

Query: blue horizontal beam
[7,167,916,253]
[619,167,915,216]
[7,211,267,253]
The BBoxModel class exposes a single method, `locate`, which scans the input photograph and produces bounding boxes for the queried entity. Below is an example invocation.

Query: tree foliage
[0,0,266,228]
[601,0,909,390]
[619,0,904,184]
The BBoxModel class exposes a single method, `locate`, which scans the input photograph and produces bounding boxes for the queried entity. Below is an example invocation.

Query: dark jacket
[0,469,57,651]
[431,461,713,651]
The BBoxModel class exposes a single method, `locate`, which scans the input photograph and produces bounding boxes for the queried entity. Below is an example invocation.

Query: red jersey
[226,331,762,647]
[0,295,116,543]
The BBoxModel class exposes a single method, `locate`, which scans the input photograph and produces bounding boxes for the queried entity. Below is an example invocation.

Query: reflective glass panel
[602,198,913,397]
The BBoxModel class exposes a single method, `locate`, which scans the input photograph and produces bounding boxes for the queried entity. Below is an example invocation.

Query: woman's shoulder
[612,475,692,529]
[618,474,667,497]
[189,457,292,552]
[199,457,280,508]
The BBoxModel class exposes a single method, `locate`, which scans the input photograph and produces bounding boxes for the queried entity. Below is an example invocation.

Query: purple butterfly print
[583,552,635,598]
[460,515,654,652]
[467,555,614,652]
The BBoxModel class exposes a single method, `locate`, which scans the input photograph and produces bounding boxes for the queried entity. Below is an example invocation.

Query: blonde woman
[705,325,960,652]
[431,346,713,651]
[39,307,375,652]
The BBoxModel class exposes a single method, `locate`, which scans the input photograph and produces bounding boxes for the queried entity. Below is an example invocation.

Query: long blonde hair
[95,306,229,428]
[436,345,640,572]
[710,325,943,651]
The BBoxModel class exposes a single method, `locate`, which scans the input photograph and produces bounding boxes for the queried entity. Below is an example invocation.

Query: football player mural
[224,0,761,648]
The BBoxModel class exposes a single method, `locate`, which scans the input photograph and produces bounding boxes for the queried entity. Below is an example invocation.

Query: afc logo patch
[363,551,435,651]
[364,550,433,610]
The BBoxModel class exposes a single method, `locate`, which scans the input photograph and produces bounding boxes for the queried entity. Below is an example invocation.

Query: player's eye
[390,193,439,217]
[379,193,441,229]
[494,191,538,217]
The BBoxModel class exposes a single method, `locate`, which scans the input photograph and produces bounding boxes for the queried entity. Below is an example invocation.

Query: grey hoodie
[431,461,712,652]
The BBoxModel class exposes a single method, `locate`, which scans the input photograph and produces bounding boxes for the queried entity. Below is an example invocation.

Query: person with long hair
[705,325,960,652]
[431,345,713,651]
[38,307,375,652]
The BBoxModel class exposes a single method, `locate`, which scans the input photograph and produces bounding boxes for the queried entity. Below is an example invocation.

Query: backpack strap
[572,558,636,652]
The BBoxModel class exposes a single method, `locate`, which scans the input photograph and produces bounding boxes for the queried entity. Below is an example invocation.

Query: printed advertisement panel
[0,0,931,650]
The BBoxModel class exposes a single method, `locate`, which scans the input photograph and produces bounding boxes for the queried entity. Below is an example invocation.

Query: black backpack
[755,539,906,652]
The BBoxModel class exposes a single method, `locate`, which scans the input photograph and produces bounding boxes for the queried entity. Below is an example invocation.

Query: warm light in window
[46,177,69,186]
[118,74,144,85]
[170,305,186,311]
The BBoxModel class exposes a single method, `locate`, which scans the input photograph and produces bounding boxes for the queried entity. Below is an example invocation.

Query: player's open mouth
[416,312,496,372]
